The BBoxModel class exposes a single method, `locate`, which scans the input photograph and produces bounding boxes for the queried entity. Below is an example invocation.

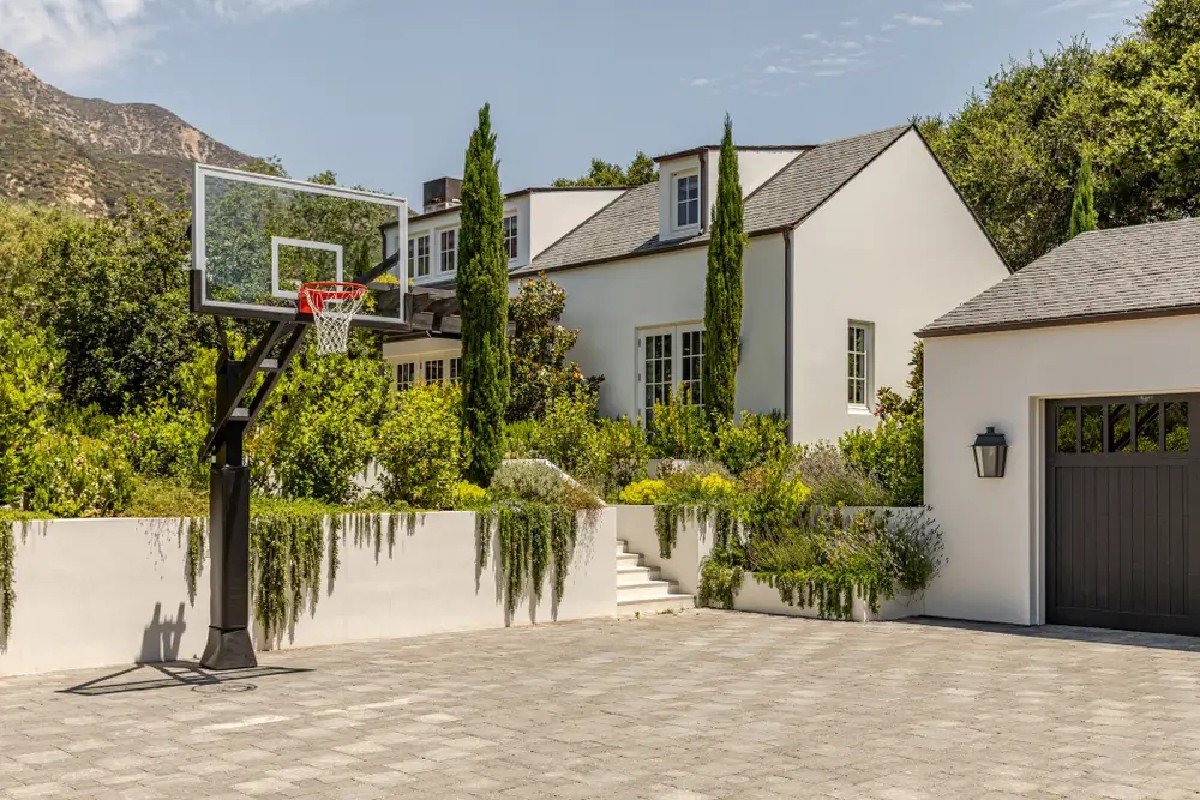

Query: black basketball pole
[201,357,256,669]
[200,321,307,670]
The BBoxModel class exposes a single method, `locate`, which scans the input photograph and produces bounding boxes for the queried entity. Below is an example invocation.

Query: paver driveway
[4,610,1200,799]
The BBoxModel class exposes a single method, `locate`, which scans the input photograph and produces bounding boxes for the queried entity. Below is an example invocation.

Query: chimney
[423,177,463,213]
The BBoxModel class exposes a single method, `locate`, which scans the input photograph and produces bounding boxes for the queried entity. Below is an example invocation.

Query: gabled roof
[383,185,628,228]
[918,218,1200,338]
[517,124,912,276]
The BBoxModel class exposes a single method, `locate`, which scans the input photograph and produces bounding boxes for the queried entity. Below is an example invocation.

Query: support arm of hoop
[243,324,306,427]
[200,321,303,459]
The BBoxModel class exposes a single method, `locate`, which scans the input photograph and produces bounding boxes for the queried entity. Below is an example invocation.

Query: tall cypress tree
[457,104,509,486]
[702,113,745,426]
[1068,153,1099,239]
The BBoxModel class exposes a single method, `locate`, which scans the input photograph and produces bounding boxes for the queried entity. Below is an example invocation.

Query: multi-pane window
[425,359,445,385]
[675,173,699,229]
[449,357,462,384]
[638,323,704,424]
[409,235,430,278]
[643,332,673,420]
[1054,399,1189,454]
[680,329,703,405]
[396,362,415,391]
[847,322,872,408]
[502,215,518,261]
[439,228,457,273]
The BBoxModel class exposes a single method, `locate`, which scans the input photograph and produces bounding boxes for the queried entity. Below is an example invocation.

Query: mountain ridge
[0,48,254,213]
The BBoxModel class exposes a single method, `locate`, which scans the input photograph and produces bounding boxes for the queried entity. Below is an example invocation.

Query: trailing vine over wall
[697,557,743,609]
[184,517,205,604]
[477,502,579,618]
[754,568,890,621]
[1,520,14,651]
[653,502,734,558]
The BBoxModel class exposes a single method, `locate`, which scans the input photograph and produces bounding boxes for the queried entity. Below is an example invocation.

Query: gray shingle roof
[919,218,1200,337]
[518,124,912,275]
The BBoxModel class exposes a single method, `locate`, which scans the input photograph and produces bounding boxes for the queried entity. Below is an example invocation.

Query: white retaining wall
[0,511,616,677]
[616,504,925,619]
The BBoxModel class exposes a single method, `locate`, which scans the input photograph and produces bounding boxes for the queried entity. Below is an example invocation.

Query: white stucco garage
[920,218,1200,634]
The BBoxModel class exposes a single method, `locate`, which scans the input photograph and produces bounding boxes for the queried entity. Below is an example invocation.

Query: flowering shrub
[618,479,668,505]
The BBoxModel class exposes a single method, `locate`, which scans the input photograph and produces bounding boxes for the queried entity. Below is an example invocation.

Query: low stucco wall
[734,577,923,621]
[924,315,1200,627]
[0,510,616,677]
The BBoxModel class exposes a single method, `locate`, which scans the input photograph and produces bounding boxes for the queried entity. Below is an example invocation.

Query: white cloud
[840,16,859,26]
[763,64,797,74]
[0,0,331,78]
[689,77,711,87]
[801,32,820,40]
[940,1,972,10]
[0,0,153,77]
[894,12,943,26]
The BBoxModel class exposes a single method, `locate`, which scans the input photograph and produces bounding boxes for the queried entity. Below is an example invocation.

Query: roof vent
[423,177,463,213]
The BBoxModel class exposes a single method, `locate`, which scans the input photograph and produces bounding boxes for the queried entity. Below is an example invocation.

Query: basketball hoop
[298,281,367,355]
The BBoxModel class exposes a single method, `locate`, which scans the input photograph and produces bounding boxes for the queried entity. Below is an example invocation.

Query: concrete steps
[615,539,694,615]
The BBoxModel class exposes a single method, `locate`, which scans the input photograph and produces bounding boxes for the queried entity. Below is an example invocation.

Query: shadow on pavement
[902,615,1200,653]
[57,661,312,696]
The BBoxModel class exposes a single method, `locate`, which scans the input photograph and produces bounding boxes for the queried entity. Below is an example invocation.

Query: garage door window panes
[1054,399,1189,453]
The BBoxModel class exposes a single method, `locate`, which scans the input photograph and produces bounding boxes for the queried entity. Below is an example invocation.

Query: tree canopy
[553,152,656,188]
[922,0,1200,269]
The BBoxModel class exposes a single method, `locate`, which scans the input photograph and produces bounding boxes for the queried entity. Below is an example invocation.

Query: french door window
[637,323,704,423]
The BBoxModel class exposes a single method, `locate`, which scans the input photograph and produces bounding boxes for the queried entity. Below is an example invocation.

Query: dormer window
[675,172,699,230]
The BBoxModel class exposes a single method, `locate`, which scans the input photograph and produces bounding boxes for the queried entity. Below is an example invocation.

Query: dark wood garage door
[1047,395,1200,635]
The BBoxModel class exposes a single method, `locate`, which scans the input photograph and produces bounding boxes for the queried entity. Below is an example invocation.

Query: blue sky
[2,0,1141,204]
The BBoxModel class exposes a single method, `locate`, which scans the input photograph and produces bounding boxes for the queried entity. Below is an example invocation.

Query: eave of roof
[381,185,631,228]
[651,143,814,163]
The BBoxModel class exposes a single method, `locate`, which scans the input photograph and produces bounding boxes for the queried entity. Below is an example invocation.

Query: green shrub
[715,412,788,475]
[21,431,135,517]
[377,383,463,509]
[529,393,598,476]
[0,318,60,506]
[255,351,389,504]
[840,417,924,506]
[112,402,208,486]
[586,416,649,498]
[647,393,713,460]
[618,478,669,505]
[790,443,888,507]
[489,460,601,514]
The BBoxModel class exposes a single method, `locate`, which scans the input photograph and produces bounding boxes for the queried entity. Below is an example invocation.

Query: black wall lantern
[972,426,1008,478]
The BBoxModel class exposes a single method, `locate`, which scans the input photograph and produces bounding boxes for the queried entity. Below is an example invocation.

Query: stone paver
[4,611,1200,799]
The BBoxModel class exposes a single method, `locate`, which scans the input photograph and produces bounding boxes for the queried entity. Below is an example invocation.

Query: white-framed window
[396,362,415,391]
[637,322,705,423]
[449,357,462,384]
[502,215,518,261]
[425,359,445,384]
[674,172,699,230]
[409,234,430,278]
[439,228,457,273]
[847,321,874,410]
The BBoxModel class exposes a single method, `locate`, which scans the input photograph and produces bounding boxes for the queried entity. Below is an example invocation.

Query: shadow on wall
[139,601,187,663]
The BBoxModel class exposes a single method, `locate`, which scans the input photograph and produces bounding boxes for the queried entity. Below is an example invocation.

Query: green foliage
[1068,154,1099,238]
[457,104,510,486]
[377,383,463,509]
[0,200,79,322]
[0,519,13,650]
[648,392,714,460]
[112,402,208,486]
[838,342,925,506]
[619,479,669,505]
[20,431,135,517]
[792,443,889,507]
[0,317,60,506]
[553,151,657,187]
[587,417,650,497]
[715,413,788,476]
[478,461,598,618]
[249,503,331,641]
[40,197,211,414]
[253,350,389,504]
[703,114,746,425]
[924,5,1200,268]
[127,476,208,518]
[509,274,600,421]
[698,551,744,610]
[522,393,599,476]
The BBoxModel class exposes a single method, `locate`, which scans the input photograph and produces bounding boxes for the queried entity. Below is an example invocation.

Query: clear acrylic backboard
[191,165,408,330]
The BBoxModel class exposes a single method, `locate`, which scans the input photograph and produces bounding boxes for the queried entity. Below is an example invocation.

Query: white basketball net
[301,285,366,356]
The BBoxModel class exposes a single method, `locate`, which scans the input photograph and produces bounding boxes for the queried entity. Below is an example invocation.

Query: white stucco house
[384,123,1008,445]
[921,218,1200,636]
